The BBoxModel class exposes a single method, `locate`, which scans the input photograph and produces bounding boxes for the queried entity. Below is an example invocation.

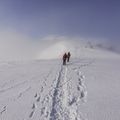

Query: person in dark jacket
[67,52,71,62]
[63,53,68,65]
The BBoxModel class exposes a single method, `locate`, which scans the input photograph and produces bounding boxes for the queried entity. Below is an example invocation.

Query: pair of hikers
[63,52,71,65]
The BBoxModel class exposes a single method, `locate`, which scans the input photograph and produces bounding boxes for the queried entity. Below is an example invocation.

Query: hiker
[63,53,68,65]
[67,52,71,62]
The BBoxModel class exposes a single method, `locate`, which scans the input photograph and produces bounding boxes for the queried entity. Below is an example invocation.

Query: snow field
[0,48,120,120]
[0,59,88,120]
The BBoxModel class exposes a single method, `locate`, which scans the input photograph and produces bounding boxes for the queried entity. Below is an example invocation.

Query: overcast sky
[0,0,120,60]
[0,0,120,40]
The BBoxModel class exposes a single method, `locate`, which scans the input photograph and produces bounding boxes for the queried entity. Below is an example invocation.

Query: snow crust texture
[0,60,87,120]
[30,64,87,120]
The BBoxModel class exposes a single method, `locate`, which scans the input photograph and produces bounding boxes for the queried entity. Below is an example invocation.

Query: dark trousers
[63,59,66,65]
[67,57,70,62]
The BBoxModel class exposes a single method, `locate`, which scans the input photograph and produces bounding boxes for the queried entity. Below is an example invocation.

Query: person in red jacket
[67,52,71,62]
[63,53,68,65]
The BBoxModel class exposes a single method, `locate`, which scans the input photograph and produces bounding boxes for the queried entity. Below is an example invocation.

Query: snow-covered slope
[0,59,87,120]
[80,57,120,120]
[0,46,120,120]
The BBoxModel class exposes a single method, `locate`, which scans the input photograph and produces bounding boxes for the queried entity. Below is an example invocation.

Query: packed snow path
[50,66,69,120]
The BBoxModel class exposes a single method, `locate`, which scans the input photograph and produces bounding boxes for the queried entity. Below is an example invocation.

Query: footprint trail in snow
[40,64,87,120]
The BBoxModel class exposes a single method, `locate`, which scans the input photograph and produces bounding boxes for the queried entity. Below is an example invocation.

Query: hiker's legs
[63,59,66,65]
[63,59,65,65]
[67,57,70,62]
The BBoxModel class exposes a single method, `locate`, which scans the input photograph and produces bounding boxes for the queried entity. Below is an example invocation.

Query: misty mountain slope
[0,47,120,120]
[73,41,120,59]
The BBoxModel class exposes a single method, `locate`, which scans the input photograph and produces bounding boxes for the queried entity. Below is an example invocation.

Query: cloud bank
[0,30,75,60]
[0,30,119,61]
